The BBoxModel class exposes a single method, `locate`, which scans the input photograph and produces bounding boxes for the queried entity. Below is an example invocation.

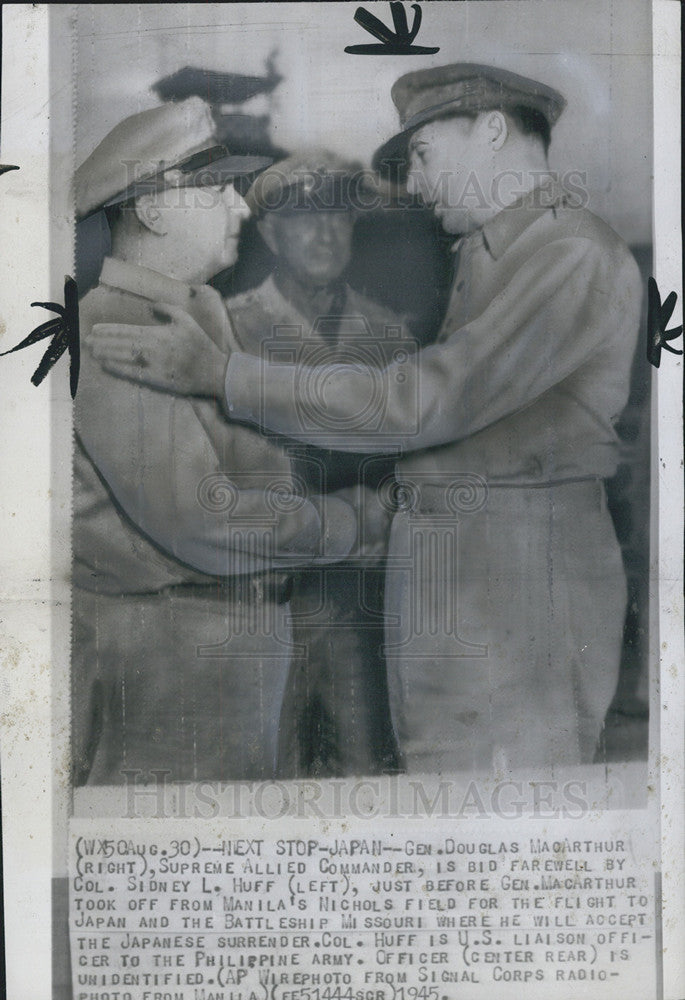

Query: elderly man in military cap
[73,99,357,785]
[224,151,408,777]
[92,64,643,773]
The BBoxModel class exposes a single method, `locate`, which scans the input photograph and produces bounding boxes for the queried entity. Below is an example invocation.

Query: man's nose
[406,160,431,202]
[314,215,337,242]
[406,167,419,197]
[230,189,251,222]
[222,184,249,219]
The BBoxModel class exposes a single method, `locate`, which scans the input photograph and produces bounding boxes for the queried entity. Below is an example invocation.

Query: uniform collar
[481,177,564,261]
[262,273,349,328]
[260,274,302,325]
[100,256,198,307]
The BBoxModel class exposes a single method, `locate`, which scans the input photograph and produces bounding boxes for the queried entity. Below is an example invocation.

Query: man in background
[228,152,409,777]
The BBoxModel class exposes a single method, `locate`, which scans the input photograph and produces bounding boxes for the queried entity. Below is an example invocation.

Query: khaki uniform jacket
[74,258,356,595]
[225,189,643,485]
[226,276,406,776]
[226,274,409,493]
[73,259,355,784]
[227,275,408,358]
[223,188,644,769]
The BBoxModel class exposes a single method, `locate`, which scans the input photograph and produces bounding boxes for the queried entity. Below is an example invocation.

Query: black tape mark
[647,276,682,368]
[0,276,80,397]
[0,165,20,176]
[345,2,439,55]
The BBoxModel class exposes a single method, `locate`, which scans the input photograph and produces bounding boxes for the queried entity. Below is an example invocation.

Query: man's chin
[303,268,345,286]
[221,251,240,272]
[436,207,475,235]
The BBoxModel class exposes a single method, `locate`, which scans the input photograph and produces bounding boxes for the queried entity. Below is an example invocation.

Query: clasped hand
[90,302,228,398]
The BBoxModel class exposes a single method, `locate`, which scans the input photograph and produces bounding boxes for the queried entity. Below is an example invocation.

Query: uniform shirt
[227,275,409,492]
[74,258,355,594]
[228,275,408,358]
[224,186,643,484]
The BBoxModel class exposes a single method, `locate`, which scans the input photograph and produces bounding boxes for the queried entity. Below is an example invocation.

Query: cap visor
[371,128,414,178]
[97,153,273,215]
[182,153,273,183]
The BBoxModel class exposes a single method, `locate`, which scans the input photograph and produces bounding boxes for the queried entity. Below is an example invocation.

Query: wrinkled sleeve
[225,238,640,453]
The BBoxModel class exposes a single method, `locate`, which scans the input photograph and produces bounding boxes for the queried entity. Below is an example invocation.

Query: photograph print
[69,0,653,789]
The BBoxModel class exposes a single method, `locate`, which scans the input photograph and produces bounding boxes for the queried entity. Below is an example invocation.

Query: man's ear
[134,193,168,235]
[257,214,279,255]
[484,111,509,151]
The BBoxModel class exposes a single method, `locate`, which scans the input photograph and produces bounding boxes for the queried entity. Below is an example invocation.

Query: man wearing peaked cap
[72,101,357,785]
[373,62,566,174]
[244,148,370,216]
[91,64,644,774]
[227,150,408,778]
[75,96,273,221]
[74,95,274,290]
